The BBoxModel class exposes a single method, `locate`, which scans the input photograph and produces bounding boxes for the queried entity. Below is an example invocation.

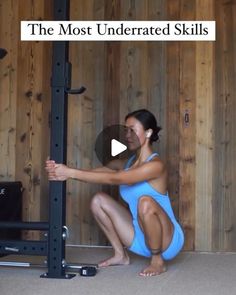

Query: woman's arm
[45,159,165,185]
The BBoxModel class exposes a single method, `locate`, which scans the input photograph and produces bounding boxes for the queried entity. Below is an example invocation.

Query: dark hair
[125,109,162,144]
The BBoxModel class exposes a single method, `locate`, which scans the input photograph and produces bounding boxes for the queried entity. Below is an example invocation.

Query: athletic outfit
[119,153,184,260]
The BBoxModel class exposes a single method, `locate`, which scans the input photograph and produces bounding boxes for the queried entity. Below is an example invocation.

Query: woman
[45,109,184,277]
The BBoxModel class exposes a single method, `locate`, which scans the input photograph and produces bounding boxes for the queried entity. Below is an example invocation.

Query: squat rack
[0,0,94,279]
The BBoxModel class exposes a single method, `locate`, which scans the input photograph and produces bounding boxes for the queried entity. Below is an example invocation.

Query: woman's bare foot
[98,251,130,268]
[139,255,167,277]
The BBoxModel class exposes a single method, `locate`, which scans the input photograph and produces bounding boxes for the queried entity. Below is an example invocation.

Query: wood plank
[67,95,94,244]
[178,0,196,250]
[212,0,224,251]
[67,0,105,245]
[104,40,121,125]
[15,0,47,239]
[68,0,94,245]
[89,0,107,245]
[213,0,236,251]
[166,0,180,218]
[227,0,236,251]
[147,1,166,160]
[0,0,19,181]
[100,0,121,243]
[104,0,121,126]
[195,0,214,251]
[119,1,149,117]
[67,0,85,245]
[40,0,53,222]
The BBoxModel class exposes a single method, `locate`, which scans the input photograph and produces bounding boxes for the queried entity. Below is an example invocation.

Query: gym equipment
[0,0,96,278]
[0,261,97,277]
[0,182,22,242]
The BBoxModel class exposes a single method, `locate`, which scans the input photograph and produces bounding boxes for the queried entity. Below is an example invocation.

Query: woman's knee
[90,192,110,213]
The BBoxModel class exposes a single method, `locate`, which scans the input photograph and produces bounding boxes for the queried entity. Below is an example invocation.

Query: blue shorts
[128,219,184,260]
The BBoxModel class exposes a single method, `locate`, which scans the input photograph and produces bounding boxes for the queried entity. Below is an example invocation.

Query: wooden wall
[0,0,235,252]
[0,0,52,239]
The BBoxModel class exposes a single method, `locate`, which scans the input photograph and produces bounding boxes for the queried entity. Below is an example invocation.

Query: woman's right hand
[45,160,72,181]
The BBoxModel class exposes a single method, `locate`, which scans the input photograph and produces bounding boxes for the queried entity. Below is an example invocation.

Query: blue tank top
[119,153,176,223]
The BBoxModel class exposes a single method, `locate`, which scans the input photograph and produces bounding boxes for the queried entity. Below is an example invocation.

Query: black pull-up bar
[0,222,49,231]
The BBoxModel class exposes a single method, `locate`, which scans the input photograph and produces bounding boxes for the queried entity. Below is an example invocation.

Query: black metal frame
[0,0,87,279]
[44,0,70,278]
[0,240,48,256]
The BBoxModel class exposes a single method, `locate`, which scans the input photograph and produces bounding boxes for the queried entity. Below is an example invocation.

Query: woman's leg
[137,196,174,276]
[90,192,134,267]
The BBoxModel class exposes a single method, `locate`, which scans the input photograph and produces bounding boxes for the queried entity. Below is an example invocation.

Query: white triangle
[111,139,127,157]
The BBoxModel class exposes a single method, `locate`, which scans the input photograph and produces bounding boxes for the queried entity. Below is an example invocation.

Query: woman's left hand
[45,160,71,181]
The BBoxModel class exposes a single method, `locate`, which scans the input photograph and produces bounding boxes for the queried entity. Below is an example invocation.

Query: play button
[111,139,127,157]
[94,124,140,167]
